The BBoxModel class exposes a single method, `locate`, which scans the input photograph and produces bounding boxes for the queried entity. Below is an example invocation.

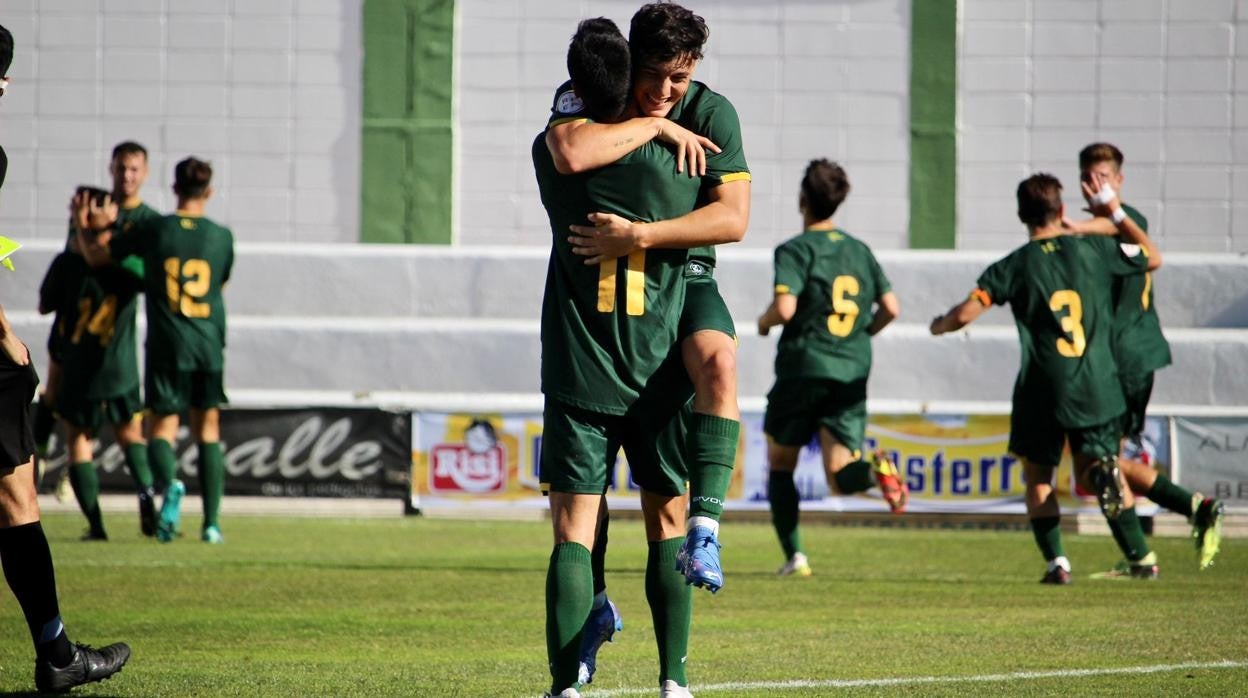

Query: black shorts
[0,354,39,470]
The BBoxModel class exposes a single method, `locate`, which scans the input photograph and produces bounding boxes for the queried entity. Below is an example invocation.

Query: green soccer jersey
[976,235,1148,428]
[533,127,701,415]
[1111,204,1171,377]
[771,228,891,383]
[57,254,144,400]
[110,211,234,371]
[547,80,750,270]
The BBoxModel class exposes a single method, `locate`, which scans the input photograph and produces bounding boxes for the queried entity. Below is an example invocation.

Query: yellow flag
[0,236,20,271]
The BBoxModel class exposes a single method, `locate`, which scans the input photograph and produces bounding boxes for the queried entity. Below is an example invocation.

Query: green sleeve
[1122,203,1148,232]
[976,254,1017,307]
[773,241,807,296]
[223,229,235,284]
[694,91,749,185]
[38,253,69,312]
[867,246,892,297]
[1103,237,1149,277]
[118,255,145,281]
[108,216,154,260]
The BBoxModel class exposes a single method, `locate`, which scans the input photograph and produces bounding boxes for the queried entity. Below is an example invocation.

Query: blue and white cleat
[201,525,224,544]
[577,599,623,685]
[675,525,724,593]
[156,480,185,543]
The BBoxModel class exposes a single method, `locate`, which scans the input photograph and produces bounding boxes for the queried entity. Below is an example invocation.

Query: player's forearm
[866,309,895,336]
[546,118,661,174]
[637,200,747,250]
[1115,215,1163,270]
[76,231,114,268]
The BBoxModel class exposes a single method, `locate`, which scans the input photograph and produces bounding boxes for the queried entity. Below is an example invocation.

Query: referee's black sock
[0,522,74,665]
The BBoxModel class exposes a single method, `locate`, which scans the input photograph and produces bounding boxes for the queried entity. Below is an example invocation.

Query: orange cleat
[872,449,909,513]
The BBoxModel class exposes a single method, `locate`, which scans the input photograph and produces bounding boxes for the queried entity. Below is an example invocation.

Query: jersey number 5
[597,251,646,317]
[165,258,212,319]
[827,275,860,337]
[1049,289,1087,357]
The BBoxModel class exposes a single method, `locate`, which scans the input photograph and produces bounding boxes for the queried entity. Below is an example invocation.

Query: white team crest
[555,90,584,115]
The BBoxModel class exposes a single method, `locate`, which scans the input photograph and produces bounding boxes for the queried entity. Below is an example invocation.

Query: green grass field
[0,512,1244,696]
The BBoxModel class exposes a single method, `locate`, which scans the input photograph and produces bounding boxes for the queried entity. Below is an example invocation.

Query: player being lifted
[41,142,163,540]
[1066,143,1224,573]
[756,160,902,577]
[76,157,234,545]
[545,3,750,690]
[931,173,1158,584]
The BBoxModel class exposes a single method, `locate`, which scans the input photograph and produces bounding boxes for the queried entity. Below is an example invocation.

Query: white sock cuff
[688,516,719,536]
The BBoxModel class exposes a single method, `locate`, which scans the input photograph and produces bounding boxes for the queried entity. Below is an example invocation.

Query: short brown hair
[1078,142,1123,172]
[1016,173,1063,228]
[801,159,850,221]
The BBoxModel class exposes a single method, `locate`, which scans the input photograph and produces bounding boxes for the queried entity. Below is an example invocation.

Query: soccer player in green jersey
[931,173,1158,584]
[0,25,132,692]
[77,157,234,546]
[536,18,710,698]
[549,1,748,599]
[756,160,903,577]
[1068,143,1224,572]
[45,142,163,540]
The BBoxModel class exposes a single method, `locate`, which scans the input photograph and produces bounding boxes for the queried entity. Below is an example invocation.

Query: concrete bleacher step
[8,313,1245,404]
[7,241,1247,327]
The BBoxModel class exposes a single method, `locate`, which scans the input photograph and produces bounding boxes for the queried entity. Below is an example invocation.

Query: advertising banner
[38,408,412,499]
[1173,417,1248,507]
[413,410,1170,514]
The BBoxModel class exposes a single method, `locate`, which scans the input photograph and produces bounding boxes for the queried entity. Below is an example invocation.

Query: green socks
[1146,474,1195,518]
[1106,508,1151,562]
[149,438,178,490]
[688,414,739,521]
[1030,516,1065,562]
[199,442,225,530]
[768,470,802,559]
[125,442,154,490]
[545,542,593,694]
[68,462,105,537]
[646,537,691,687]
[833,460,875,495]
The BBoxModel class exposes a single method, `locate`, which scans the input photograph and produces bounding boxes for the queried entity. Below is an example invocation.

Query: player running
[757,159,902,577]
[931,173,1158,584]
[76,157,234,545]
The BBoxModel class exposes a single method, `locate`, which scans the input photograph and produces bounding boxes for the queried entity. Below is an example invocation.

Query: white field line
[586,659,1248,696]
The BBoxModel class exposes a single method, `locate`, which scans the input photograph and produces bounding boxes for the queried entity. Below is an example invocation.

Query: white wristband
[1093,185,1117,206]
[1111,207,1127,224]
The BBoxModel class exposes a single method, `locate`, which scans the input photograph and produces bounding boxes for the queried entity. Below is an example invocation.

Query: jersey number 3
[1049,289,1087,357]
[165,258,212,318]
[827,275,860,337]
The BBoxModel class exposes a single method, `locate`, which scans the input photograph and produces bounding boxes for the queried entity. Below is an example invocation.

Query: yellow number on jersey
[70,295,119,346]
[826,275,861,337]
[1049,289,1087,357]
[165,258,212,318]
[596,251,646,317]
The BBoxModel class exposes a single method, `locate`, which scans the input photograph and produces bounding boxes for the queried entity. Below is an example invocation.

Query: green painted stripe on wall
[908,0,957,249]
[361,0,454,244]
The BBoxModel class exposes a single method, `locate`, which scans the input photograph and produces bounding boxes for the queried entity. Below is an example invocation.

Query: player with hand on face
[42,142,163,541]
[76,157,234,546]
[1066,143,1223,573]
[931,173,1159,584]
[757,160,902,577]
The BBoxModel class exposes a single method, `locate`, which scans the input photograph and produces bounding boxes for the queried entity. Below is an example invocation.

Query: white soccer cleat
[660,679,693,697]
[544,689,581,698]
[777,552,812,577]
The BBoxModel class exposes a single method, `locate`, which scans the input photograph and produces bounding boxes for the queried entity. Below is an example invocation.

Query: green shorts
[1008,407,1122,466]
[540,396,690,496]
[764,377,867,452]
[679,265,736,340]
[56,386,142,432]
[146,365,228,415]
[1118,370,1154,439]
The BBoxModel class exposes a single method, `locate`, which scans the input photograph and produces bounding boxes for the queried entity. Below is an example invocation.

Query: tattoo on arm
[612,137,635,148]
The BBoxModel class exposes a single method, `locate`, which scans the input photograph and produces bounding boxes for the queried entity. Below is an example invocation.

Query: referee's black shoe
[35,641,130,693]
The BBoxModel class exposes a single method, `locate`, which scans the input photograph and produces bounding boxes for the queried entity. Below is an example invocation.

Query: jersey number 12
[165,258,212,319]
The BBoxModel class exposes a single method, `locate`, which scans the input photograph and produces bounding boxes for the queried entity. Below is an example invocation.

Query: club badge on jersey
[555,89,585,117]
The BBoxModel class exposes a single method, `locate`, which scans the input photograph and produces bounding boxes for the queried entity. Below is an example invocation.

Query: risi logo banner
[429,443,507,493]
